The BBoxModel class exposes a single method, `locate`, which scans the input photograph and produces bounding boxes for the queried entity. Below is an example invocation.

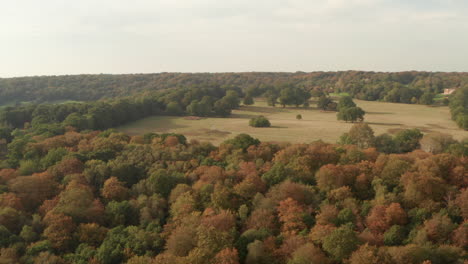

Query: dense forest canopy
[1,71,468,105]
[0,126,466,263]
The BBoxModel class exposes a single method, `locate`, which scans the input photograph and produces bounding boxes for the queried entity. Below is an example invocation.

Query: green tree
[337,107,365,122]
[63,113,88,130]
[96,225,162,264]
[214,99,232,117]
[166,102,183,115]
[243,95,254,106]
[374,134,399,153]
[224,90,241,109]
[133,169,184,198]
[317,96,334,110]
[394,128,423,153]
[105,200,139,227]
[322,224,360,261]
[419,92,434,105]
[263,90,278,107]
[223,134,260,151]
[383,225,406,246]
[249,116,271,127]
[261,163,289,186]
[337,96,356,111]
[347,123,375,148]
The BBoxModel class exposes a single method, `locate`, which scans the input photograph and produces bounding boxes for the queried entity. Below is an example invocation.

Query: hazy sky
[1,0,468,77]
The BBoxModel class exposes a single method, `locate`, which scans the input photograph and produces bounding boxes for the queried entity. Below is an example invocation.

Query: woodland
[0,72,466,263]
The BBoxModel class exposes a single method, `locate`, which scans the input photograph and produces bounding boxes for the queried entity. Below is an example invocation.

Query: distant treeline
[0,85,244,140]
[1,71,468,105]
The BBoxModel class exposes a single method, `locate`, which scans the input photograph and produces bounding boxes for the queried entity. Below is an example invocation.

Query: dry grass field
[117,98,467,145]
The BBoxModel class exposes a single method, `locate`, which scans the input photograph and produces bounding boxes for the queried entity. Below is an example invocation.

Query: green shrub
[249,116,271,127]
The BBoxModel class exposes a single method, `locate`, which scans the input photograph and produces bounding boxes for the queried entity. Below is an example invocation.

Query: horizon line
[2,70,468,79]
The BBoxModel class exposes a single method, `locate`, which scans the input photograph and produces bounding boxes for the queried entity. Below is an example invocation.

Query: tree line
[0,85,245,143]
[449,87,468,130]
[2,71,468,105]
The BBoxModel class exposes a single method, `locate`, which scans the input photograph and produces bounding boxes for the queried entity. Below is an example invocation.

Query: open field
[117,99,467,145]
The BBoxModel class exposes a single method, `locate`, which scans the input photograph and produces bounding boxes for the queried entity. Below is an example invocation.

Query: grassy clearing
[117,98,467,145]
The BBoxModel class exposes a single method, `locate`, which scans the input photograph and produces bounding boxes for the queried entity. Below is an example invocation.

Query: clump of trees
[339,123,467,156]
[419,91,435,105]
[262,85,311,108]
[336,96,365,122]
[317,95,337,111]
[249,116,271,127]
[0,86,243,137]
[278,86,311,108]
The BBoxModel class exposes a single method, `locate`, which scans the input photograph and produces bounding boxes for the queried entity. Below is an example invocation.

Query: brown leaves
[43,212,76,251]
[366,203,407,234]
[101,177,129,202]
[316,164,361,192]
[277,198,307,235]
[7,173,59,211]
[213,248,239,264]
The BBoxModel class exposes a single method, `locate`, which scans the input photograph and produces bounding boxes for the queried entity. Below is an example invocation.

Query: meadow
[117,98,467,145]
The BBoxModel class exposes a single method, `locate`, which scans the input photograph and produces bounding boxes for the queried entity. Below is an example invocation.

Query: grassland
[117,99,467,145]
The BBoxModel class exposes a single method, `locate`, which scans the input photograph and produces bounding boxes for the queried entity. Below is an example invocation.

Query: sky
[1,0,468,77]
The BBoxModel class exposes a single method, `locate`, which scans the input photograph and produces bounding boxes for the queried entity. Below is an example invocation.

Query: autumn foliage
[0,129,465,264]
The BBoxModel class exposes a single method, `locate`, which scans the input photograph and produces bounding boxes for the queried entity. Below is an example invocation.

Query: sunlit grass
[117,98,466,145]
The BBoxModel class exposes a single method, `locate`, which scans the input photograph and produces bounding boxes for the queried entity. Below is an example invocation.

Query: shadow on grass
[230,113,259,119]
[367,122,402,126]
[387,126,433,134]
[240,106,288,113]
[119,116,189,134]
[366,111,394,115]
[426,124,447,129]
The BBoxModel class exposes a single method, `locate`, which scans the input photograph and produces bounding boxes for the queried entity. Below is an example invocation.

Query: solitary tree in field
[249,116,271,127]
[296,114,302,120]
